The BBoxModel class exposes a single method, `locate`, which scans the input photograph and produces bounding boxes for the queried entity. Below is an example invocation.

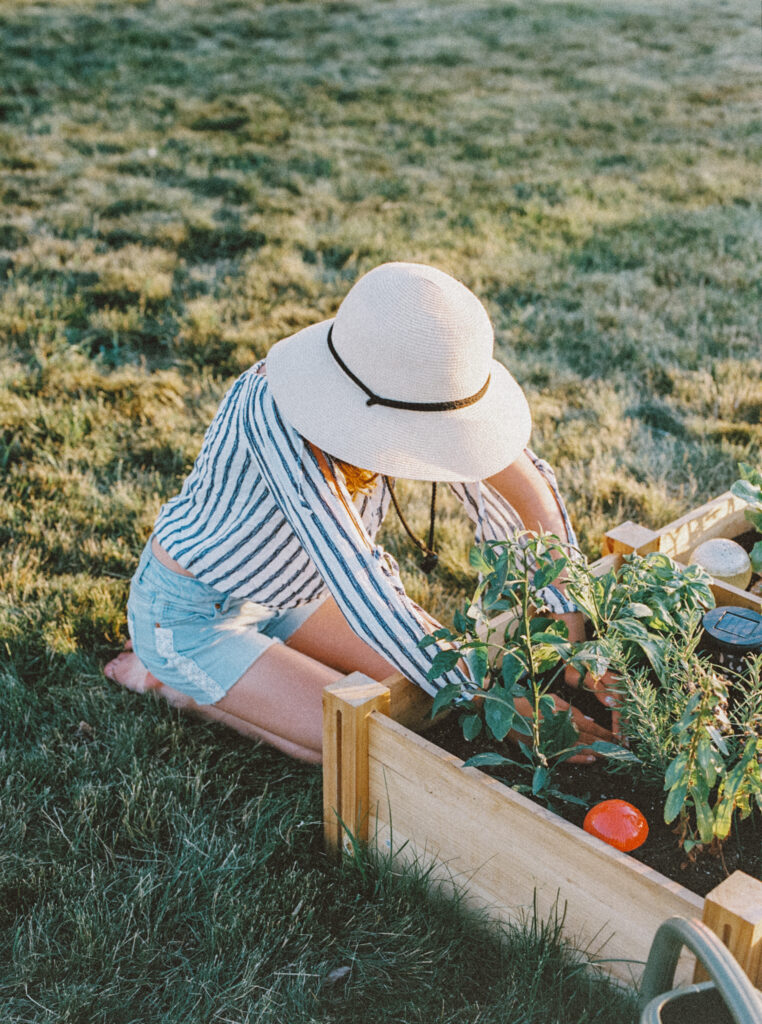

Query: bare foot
[104,650,161,694]
[104,647,202,714]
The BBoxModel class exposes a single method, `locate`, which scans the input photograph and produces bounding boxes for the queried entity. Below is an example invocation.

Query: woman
[105,262,615,763]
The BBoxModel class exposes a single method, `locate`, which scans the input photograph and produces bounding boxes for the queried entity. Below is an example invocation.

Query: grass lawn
[0,0,759,1020]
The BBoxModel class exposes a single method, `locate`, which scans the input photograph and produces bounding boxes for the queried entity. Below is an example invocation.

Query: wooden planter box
[322,493,762,988]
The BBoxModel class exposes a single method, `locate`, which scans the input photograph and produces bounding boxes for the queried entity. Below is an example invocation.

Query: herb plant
[619,634,762,856]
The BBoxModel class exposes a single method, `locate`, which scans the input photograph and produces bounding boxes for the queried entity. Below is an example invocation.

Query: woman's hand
[509,694,618,765]
[563,661,621,738]
[554,610,622,735]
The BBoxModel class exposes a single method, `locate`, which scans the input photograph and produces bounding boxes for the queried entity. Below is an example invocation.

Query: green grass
[2,670,635,1024]
[1,0,760,1019]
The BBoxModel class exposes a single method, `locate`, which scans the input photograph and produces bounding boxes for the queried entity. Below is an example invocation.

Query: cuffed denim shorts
[126,539,326,705]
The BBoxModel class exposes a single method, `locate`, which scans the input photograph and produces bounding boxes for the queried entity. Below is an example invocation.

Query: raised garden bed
[322,494,762,988]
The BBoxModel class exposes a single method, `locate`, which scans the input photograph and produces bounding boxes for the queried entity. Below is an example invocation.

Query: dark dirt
[425,671,762,899]
[734,528,761,594]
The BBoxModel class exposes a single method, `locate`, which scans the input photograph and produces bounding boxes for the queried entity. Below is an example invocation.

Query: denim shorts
[126,539,326,705]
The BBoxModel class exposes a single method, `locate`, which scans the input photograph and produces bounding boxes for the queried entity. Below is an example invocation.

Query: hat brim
[266,319,532,483]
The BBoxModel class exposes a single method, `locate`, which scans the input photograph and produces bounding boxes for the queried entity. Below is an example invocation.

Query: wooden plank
[322,674,390,854]
[709,577,762,614]
[589,552,623,576]
[700,871,762,987]
[366,713,703,986]
[602,495,761,613]
[649,491,751,563]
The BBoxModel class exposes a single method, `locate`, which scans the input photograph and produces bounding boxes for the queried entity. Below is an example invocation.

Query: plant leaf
[731,478,762,506]
[664,781,688,824]
[751,540,762,574]
[463,752,511,768]
[426,648,462,680]
[532,765,550,795]
[713,795,735,841]
[483,685,516,741]
[625,602,653,619]
[461,714,482,741]
[706,726,729,756]
[664,753,688,790]
[590,742,641,764]
[501,652,526,688]
[690,788,715,845]
[469,545,494,573]
[430,683,462,717]
[511,713,534,737]
[465,646,489,687]
[533,560,565,590]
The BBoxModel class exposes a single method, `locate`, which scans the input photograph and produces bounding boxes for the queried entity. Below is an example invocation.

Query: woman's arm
[485,450,572,541]
[487,450,621,731]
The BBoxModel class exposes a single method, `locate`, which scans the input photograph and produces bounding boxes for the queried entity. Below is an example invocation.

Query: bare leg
[105,641,340,762]
[104,645,325,760]
[284,596,396,679]
[212,643,342,760]
[104,597,394,762]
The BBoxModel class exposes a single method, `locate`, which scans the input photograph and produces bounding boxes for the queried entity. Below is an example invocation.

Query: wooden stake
[601,521,660,557]
[322,674,390,855]
[698,870,762,987]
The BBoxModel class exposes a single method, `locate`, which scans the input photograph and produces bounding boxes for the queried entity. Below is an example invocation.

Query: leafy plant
[421,534,594,809]
[731,462,762,573]
[562,551,715,684]
[619,632,762,856]
[419,533,760,856]
[421,534,639,810]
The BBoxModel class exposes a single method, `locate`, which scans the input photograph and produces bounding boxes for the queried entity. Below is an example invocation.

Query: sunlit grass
[1,0,760,1019]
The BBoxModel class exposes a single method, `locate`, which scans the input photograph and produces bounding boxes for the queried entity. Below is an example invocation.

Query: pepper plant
[420,534,627,810]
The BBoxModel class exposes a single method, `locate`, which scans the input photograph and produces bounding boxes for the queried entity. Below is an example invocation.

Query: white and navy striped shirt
[154,363,578,695]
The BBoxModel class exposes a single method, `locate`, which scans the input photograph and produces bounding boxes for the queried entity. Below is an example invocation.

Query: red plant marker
[583,799,649,852]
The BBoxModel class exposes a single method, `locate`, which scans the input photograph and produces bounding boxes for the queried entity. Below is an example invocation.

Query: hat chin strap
[327,324,490,411]
[385,477,438,575]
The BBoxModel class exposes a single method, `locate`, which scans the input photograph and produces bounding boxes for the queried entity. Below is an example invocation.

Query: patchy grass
[1,0,760,1019]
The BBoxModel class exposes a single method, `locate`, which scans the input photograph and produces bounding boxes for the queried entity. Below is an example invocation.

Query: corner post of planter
[601,521,660,557]
[322,673,390,857]
[697,870,762,987]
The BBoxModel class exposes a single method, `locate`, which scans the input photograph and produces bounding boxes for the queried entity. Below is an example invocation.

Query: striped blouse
[153,362,578,695]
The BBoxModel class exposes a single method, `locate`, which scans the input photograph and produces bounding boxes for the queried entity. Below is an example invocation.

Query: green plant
[731,462,762,573]
[421,534,632,810]
[562,551,716,683]
[619,634,762,856]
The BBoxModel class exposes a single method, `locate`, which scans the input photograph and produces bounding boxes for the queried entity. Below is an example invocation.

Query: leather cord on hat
[327,324,490,411]
[385,477,438,574]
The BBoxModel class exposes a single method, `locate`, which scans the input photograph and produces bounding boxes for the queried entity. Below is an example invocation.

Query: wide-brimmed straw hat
[265,262,531,482]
